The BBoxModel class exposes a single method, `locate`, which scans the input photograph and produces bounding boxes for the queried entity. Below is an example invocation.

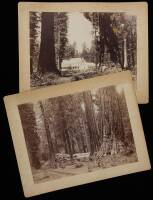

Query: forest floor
[32,152,138,183]
[31,66,136,88]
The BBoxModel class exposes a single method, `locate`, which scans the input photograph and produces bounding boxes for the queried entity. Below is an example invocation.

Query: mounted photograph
[4,71,150,197]
[18,2,148,103]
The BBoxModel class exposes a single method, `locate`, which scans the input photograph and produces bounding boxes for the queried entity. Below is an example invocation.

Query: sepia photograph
[4,71,150,197]
[30,11,137,88]
[19,2,148,103]
[18,85,138,184]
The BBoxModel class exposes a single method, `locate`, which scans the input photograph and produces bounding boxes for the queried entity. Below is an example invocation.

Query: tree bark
[83,91,100,155]
[58,98,73,159]
[39,101,56,168]
[38,12,58,73]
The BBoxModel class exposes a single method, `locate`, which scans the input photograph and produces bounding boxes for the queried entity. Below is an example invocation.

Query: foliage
[54,12,68,69]
[30,12,41,74]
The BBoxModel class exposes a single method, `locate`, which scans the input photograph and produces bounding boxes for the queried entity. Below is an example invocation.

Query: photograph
[4,71,150,197]
[18,85,138,184]
[18,2,148,103]
[29,12,137,88]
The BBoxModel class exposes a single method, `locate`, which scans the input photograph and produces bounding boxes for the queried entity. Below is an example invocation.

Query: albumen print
[18,2,148,103]
[30,12,136,88]
[18,85,138,184]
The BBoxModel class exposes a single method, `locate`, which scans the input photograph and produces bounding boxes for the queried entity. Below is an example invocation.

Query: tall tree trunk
[63,130,69,154]
[99,88,113,154]
[83,91,100,156]
[99,88,105,143]
[123,38,128,69]
[38,12,58,73]
[39,101,56,168]
[18,104,41,169]
[116,94,125,142]
[118,41,124,69]
[81,112,90,152]
[78,118,87,152]
[99,14,105,69]
[71,139,75,154]
[58,98,73,159]
[66,130,73,160]
[50,121,58,153]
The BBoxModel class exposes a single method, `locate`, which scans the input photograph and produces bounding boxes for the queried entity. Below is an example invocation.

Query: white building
[61,58,95,73]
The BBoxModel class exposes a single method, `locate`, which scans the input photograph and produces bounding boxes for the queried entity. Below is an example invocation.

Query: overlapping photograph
[4,71,150,197]
[18,85,137,183]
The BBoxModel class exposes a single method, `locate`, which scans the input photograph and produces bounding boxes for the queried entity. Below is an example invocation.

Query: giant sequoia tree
[95,86,135,155]
[83,91,100,155]
[58,96,74,159]
[84,13,119,68]
[18,104,41,169]
[38,12,68,73]
[84,12,136,69]
[38,12,58,73]
[39,101,57,168]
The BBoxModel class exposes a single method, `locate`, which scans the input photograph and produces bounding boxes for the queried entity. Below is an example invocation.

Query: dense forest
[30,12,137,87]
[18,86,137,182]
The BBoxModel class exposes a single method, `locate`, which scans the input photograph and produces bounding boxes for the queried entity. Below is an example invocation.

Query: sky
[67,12,93,53]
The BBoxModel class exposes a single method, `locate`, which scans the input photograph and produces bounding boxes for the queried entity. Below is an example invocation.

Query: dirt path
[33,153,137,183]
